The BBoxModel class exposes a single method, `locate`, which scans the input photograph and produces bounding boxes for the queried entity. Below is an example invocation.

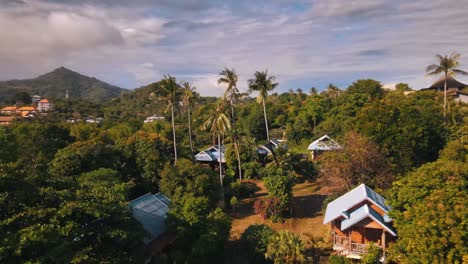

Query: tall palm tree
[181,81,197,163]
[426,52,468,123]
[248,70,279,165]
[160,75,181,164]
[202,101,231,201]
[218,68,242,181]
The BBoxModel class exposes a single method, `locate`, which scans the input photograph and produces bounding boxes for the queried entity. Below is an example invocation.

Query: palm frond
[453,69,468,75]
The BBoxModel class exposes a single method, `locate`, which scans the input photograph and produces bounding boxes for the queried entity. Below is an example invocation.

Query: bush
[253,197,283,223]
[329,255,352,264]
[242,161,262,179]
[241,224,276,263]
[228,181,258,199]
[362,243,382,264]
[263,168,294,210]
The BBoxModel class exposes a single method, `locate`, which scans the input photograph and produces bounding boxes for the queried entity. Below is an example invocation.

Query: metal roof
[194,145,226,163]
[323,183,391,224]
[429,75,468,90]
[340,204,397,236]
[129,193,171,244]
[307,135,342,151]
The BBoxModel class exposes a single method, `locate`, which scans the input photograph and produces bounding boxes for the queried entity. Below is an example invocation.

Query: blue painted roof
[129,193,171,244]
[323,184,391,224]
[341,204,397,236]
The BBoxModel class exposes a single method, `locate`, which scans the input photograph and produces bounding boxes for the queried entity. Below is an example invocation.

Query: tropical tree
[426,52,468,123]
[265,231,307,264]
[202,101,231,200]
[248,70,279,164]
[218,67,243,181]
[160,75,181,164]
[181,81,197,162]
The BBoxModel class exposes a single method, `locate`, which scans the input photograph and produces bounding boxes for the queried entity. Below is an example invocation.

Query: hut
[307,135,341,160]
[323,184,397,260]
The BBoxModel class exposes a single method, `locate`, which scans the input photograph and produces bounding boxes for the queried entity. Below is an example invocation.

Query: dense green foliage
[265,231,307,264]
[241,224,277,263]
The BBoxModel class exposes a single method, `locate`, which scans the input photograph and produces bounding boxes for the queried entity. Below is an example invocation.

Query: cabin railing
[333,233,383,257]
[333,234,350,248]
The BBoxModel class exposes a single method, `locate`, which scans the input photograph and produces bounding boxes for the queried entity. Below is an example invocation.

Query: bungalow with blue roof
[307,134,341,160]
[323,184,396,260]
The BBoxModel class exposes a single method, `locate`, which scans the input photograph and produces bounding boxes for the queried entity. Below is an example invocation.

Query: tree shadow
[290,194,327,219]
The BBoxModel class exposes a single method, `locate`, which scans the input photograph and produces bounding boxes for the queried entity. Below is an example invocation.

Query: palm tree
[202,101,231,201]
[181,81,197,163]
[160,75,181,164]
[218,67,243,181]
[265,231,307,264]
[426,52,468,123]
[248,70,279,165]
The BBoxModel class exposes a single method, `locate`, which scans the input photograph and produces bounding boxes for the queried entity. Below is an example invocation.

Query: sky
[1,0,468,96]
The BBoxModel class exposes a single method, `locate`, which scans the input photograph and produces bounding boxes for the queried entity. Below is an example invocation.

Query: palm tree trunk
[230,97,243,182]
[263,97,279,166]
[444,72,447,125]
[262,97,270,142]
[171,104,178,164]
[218,133,224,203]
[188,105,194,163]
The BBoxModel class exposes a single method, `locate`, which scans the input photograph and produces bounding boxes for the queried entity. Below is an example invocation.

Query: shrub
[253,197,283,223]
[241,224,276,263]
[228,181,258,199]
[263,168,294,210]
[362,243,382,264]
[329,255,352,264]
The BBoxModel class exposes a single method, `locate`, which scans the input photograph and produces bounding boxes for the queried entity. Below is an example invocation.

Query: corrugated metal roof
[129,193,171,244]
[307,135,342,151]
[323,184,391,224]
[340,204,397,236]
[195,145,226,163]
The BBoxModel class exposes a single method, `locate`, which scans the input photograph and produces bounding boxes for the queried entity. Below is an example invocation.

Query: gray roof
[129,193,171,244]
[429,75,468,90]
[307,135,342,151]
[341,204,397,236]
[195,145,226,163]
[323,184,390,225]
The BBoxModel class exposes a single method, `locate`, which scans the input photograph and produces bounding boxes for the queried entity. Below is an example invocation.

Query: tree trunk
[218,133,224,203]
[171,104,178,164]
[230,97,243,182]
[188,105,194,163]
[263,97,279,166]
[444,72,447,125]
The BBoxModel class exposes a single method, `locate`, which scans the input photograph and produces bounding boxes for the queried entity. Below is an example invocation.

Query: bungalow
[307,134,341,160]
[144,115,165,123]
[0,106,18,115]
[17,106,36,117]
[0,116,15,126]
[323,184,396,260]
[256,138,284,156]
[129,193,175,262]
[195,145,226,165]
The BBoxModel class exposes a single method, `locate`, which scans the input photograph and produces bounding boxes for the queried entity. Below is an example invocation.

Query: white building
[37,99,53,112]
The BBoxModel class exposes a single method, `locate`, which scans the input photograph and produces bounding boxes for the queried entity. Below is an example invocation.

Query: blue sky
[1,0,468,95]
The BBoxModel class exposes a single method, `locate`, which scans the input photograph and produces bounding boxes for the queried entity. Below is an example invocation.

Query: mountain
[0,67,127,103]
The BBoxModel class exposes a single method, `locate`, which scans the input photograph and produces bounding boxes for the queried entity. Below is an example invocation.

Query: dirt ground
[224,177,333,263]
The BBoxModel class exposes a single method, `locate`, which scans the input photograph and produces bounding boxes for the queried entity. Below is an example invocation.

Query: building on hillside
[31,95,42,103]
[0,106,18,115]
[16,106,36,117]
[256,138,285,156]
[423,75,468,103]
[129,193,175,262]
[323,184,397,261]
[37,99,53,112]
[0,116,15,126]
[195,145,226,169]
[144,115,165,123]
[307,134,342,160]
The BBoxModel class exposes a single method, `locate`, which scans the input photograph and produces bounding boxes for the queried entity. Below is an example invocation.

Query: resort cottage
[323,184,396,260]
[307,135,341,160]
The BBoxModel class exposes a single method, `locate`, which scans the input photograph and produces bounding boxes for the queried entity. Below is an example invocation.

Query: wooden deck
[332,234,382,259]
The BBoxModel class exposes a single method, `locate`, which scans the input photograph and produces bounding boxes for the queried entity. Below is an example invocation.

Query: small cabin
[307,135,341,160]
[323,184,396,260]
[194,146,226,170]
[129,193,175,262]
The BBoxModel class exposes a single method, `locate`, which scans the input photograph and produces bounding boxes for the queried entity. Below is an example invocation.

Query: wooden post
[381,230,386,257]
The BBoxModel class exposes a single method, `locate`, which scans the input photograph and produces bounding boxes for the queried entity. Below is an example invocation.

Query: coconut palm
[181,81,197,163]
[265,231,307,264]
[426,52,468,123]
[218,67,242,181]
[248,70,279,165]
[202,101,231,201]
[160,75,181,164]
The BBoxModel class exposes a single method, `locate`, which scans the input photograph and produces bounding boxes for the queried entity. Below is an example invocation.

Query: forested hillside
[0,67,127,103]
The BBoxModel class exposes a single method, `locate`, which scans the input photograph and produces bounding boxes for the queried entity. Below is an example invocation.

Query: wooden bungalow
[307,135,341,160]
[194,145,226,170]
[323,184,396,260]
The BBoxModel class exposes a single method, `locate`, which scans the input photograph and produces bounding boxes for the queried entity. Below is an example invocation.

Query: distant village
[0,96,53,126]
